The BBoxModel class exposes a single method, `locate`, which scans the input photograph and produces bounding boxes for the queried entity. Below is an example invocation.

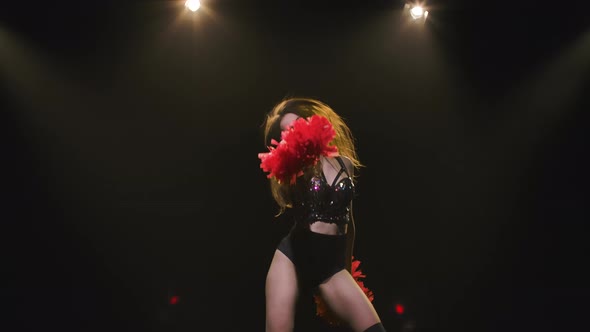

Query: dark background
[2,0,589,331]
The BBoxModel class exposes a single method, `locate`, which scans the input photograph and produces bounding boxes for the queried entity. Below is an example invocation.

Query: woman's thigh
[318,269,381,332]
[265,249,299,332]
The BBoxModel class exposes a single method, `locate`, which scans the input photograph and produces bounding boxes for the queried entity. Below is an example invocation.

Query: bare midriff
[309,221,348,236]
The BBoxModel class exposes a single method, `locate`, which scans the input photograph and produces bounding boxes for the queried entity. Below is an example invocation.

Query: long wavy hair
[261,97,362,216]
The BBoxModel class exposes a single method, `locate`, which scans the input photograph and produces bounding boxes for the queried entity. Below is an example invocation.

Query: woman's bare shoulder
[337,155,354,175]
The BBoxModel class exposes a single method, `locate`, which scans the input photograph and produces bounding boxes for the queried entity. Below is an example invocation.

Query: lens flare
[410,6,424,19]
[185,0,201,12]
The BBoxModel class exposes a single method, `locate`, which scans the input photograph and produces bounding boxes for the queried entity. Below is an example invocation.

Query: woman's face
[279,113,301,131]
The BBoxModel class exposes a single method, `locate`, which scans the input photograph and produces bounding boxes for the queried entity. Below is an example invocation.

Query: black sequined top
[292,156,355,226]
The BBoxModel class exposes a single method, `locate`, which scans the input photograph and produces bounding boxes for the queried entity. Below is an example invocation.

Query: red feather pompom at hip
[258,115,339,184]
[313,257,375,326]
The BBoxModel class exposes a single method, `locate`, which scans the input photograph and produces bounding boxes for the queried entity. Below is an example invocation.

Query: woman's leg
[265,249,299,332]
[317,269,385,332]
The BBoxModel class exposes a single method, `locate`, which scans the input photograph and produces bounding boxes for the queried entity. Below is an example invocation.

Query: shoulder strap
[335,156,350,177]
[330,156,350,186]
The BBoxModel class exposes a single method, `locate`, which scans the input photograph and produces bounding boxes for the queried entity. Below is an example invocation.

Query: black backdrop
[3,1,589,331]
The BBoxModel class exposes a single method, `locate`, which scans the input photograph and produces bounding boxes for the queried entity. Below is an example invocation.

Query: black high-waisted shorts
[277,224,347,291]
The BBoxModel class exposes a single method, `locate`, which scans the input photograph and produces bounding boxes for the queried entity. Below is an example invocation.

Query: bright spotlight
[410,6,424,19]
[185,0,201,12]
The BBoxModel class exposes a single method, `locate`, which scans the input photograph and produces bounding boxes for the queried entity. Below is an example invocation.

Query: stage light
[395,303,405,315]
[169,295,180,305]
[410,6,423,19]
[185,0,201,12]
[404,2,429,21]
[410,6,428,20]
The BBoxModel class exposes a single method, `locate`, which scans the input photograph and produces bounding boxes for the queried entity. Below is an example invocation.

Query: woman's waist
[293,219,348,236]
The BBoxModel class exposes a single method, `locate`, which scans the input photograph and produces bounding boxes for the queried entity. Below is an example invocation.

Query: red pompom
[351,257,375,302]
[313,257,375,326]
[258,115,339,184]
[313,293,342,326]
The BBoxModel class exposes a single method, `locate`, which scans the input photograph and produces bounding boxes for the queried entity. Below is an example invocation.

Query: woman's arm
[345,203,356,273]
[341,155,356,273]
